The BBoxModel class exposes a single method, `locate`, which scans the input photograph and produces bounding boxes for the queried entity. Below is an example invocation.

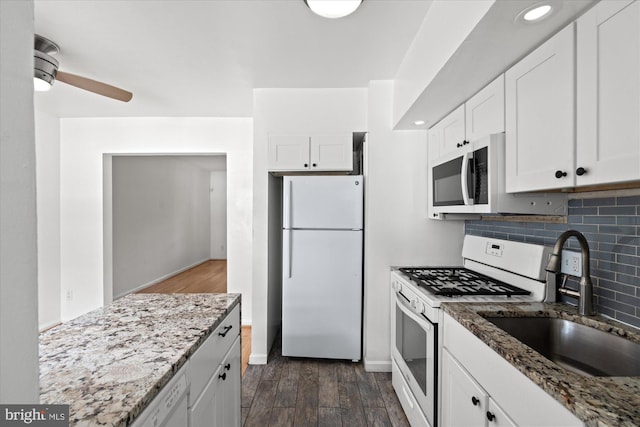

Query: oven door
[391,287,437,426]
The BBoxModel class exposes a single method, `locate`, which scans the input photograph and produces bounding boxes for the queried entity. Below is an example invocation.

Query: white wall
[210,171,227,259]
[364,81,463,371]
[111,156,211,297]
[35,110,61,330]
[252,88,368,363]
[393,0,494,127]
[0,0,39,402]
[58,118,253,323]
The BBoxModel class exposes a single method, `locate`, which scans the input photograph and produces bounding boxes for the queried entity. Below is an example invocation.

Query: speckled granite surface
[442,302,640,427]
[39,293,240,427]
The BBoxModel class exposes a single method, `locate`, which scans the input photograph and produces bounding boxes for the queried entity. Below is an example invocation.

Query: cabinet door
[437,105,466,157]
[268,134,310,171]
[576,0,640,187]
[190,365,223,427]
[441,349,487,427]
[465,74,505,142]
[218,338,241,427]
[486,398,517,427]
[309,133,353,171]
[505,24,575,192]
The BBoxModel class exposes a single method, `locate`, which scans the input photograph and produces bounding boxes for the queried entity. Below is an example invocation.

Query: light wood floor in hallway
[137,259,251,375]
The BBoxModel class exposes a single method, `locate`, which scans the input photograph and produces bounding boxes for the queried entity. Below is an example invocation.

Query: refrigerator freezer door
[282,229,362,360]
[283,175,363,230]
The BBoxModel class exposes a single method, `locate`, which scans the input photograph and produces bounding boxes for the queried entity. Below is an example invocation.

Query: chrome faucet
[546,230,596,316]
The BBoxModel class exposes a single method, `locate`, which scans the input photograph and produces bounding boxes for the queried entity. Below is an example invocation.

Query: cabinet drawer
[190,305,240,400]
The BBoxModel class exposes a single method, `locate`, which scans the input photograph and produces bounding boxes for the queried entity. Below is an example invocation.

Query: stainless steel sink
[484,316,640,377]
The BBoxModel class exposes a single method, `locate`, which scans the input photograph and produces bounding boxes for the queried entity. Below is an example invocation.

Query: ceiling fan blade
[56,70,133,102]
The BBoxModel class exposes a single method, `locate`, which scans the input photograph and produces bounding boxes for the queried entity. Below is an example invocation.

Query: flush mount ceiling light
[516,2,554,23]
[413,120,426,126]
[305,0,362,19]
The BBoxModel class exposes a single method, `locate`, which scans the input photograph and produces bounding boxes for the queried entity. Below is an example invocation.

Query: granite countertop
[442,302,640,427]
[39,293,241,427]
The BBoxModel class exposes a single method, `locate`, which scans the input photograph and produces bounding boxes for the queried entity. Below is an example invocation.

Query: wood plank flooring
[138,259,227,294]
[242,336,410,427]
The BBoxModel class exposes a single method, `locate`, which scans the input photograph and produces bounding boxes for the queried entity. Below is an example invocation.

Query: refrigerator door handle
[284,229,292,278]
[284,179,293,228]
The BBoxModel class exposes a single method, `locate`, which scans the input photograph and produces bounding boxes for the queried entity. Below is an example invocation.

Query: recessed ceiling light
[413,120,426,126]
[516,2,554,24]
[305,0,362,19]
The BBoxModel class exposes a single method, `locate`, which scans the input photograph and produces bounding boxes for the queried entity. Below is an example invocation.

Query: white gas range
[390,235,555,427]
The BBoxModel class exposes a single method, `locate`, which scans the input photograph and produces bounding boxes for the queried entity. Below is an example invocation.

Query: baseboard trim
[249,353,268,365]
[114,258,210,299]
[364,359,392,372]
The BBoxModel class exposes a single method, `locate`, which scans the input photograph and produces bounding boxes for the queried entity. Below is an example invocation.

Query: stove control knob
[410,299,418,310]
[392,281,402,292]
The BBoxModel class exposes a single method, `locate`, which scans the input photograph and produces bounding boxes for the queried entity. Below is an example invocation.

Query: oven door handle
[394,291,433,332]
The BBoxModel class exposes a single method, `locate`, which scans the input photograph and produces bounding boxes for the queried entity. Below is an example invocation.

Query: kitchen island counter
[442,302,640,427]
[39,293,240,426]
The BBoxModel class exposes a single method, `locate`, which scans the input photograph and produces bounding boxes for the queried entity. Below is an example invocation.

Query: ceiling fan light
[34,75,53,92]
[305,0,362,19]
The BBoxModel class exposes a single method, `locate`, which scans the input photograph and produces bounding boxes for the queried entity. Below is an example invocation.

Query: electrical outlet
[66,290,73,301]
[560,250,582,277]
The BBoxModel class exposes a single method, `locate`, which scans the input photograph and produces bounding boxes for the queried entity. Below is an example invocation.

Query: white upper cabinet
[268,133,353,172]
[576,0,640,187]
[465,74,505,143]
[429,75,505,159]
[505,24,576,193]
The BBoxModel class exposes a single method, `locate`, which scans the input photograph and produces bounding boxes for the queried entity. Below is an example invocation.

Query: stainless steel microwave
[429,133,567,216]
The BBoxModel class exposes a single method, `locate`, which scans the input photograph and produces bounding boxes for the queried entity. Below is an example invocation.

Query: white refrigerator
[282,175,363,360]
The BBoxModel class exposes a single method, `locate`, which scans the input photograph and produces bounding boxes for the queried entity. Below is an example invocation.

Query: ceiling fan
[33,34,133,102]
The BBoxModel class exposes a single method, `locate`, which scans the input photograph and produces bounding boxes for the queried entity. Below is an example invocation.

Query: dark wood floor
[241,336,410,427]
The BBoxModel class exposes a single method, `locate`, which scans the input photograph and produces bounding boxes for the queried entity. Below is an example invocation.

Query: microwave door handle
[460,151,473,206]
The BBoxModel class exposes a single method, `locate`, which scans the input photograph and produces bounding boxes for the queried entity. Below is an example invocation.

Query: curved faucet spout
[546,230,596,316]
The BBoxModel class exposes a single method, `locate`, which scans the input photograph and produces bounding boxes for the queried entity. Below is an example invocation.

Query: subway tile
[599,278,637,295]
[616,254,640,267]
[591,250,615,262]
[617,292,640,307]
[594,287,616,300]
[568,207,598,215]
[599,206,636,216]
[598,243,636,255]
[568,199,583,207]
[616,195,640,206]
[595,304,616,318]
[600,261,636,275]
[599,225,637,235]
[584,197,615,206]
[617,273,640,286]
[583,215,616,225]
[567,215,583,224]
[617,235,640,246]
[597,297,636,316]
[617,216,640,225]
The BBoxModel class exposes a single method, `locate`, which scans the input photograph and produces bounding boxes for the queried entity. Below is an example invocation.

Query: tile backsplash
[465,194,640,328]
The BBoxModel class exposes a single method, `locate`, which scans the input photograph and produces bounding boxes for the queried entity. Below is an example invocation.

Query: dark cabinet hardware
[312,163,317,167]
[471,396,479,406]
[218,372,227,381]
[486,411,496,422]
[576,167,587,176]
[304,163,308,168]
[224,363,231,371]
[218,325,233,337]
[555,170,567,179]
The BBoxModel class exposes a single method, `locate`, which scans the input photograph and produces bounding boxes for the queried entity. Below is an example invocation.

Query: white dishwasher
[130,361,190,427]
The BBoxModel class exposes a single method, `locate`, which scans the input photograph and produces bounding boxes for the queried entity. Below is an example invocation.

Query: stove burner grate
[398,267,530,297]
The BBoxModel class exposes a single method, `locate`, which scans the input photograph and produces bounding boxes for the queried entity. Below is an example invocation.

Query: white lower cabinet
[190,338,241,427]
[442,349,515,427]
[442,313,583,427]
[189,305,241,427]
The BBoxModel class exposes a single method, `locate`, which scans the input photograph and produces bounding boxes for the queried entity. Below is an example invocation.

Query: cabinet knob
[463,140,470,145]
[457,143,462,148]
[486,411,496,422]
[554,170,567,179]
[218,372,227,381]
[471,396,480,406]
[224,363,231,371]
[576,167,587,176]
[304,163,308,168]
[312,163,317,167]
